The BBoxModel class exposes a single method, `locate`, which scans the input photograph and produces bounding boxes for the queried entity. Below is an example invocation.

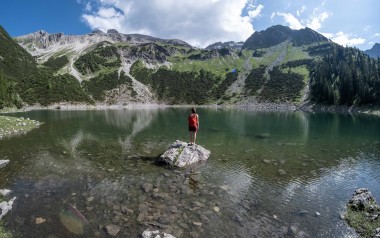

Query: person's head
[191,107,196,114]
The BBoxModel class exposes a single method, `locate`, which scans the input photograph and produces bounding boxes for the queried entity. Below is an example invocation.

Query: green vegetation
[345,200,380,238]
[0,115,42,138]
[131,60,237,104]
[18,69,92,106]
[170,49,245,77]
[0,221,13,238]
[245,66,267,95]
[74,44,121,75]
[0,75,22,109]
[309,43,380,105]
[43,55,69,71]
[82,70,130,101]
[258,67,304,102]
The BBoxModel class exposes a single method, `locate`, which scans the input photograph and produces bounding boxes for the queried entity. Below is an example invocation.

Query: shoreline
[0,102,379,116]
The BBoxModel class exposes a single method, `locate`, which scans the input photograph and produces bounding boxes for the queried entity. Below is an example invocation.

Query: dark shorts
[189,126,198,132]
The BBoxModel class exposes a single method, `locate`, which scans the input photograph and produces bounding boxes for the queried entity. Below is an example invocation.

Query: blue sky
[1,0,379,50]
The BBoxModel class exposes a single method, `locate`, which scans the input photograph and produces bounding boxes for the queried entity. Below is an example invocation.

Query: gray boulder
[348,188,376,210]
[159,140,210,167]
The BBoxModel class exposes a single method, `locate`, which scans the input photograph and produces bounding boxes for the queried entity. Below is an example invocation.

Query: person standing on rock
[188,107,199,146]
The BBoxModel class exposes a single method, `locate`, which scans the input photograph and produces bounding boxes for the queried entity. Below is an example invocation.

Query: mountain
[0,25,91,108]
[205,41,244,50]
[364,43,380,59]
[1,24,379,109]
[242,25,330,50]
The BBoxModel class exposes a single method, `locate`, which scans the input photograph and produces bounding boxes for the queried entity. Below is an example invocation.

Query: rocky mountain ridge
[364,43,380,59]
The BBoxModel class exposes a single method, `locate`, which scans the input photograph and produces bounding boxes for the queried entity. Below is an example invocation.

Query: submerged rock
[0,189,11,196]
[0,160,9,169]
[159,140,211,167]
[0,197,16,219]
[142,229,176,238]
[105,224,121,236]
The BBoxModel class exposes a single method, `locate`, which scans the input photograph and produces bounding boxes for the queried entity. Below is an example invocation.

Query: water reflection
[115,108,159,156]
[1,109,380,237]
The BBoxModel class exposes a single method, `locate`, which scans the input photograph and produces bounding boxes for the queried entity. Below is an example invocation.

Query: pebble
[192,222,202,227]
[213,207,220,212]
[35,217,46,224]
[105,224,121,236]
[315,212,321,216]
[278,169,286,175]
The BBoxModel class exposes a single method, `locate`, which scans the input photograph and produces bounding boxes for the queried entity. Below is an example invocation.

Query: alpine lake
[1,108,380,238]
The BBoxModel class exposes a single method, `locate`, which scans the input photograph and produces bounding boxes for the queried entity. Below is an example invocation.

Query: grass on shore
[0,115,42,138]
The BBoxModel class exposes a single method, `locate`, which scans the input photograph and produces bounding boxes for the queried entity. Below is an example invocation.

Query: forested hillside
[0,25,91,108]
[309,43,380,105]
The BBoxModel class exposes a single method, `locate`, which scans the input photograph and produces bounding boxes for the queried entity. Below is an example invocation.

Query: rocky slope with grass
[1,24,380,111]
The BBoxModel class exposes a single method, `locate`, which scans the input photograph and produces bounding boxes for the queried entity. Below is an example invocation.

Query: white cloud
[276,12,304,30]
[296,6,306,17]
[374,33,380,37]
[80,0,255,47]
[247,4,264,19]
[85,2,92,12]
[325,31,366,47]
[306,11,329,30]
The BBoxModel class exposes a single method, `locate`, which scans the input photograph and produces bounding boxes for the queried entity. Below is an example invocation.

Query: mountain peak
[107,29,119,34]
[364,43,380,58]
[242,25,329,50]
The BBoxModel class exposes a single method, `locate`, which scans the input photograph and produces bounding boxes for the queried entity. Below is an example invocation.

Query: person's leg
[189,131,194,144]
[193,131,197,145]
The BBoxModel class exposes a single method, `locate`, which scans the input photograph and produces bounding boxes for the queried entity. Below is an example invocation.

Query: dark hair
[191,107,196,113]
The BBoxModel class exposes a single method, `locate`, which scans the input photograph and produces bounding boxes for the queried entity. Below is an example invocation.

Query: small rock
[87,197,95,202]
[192,221,202,227]
[142,183,153,193]
[298,210,309,216]
[234,214,243,224]
[315,212,321,216]
[288,223,300,236]
[278,169,286,175]
[35,217,46,224]
[105,224,121,236]
[0,160,10,169]
[0,189,11,196]
[213,207,220,212]
[339,212,346,220]
[262,159,271,164]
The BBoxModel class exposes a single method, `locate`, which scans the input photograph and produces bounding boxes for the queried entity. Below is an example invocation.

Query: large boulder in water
[159,140,210,167]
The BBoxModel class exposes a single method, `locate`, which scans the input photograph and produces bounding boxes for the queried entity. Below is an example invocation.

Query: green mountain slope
[0,25,91,108]
[4,24,380,108]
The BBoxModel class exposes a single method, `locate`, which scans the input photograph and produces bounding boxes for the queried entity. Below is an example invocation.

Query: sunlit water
[1,108,380,237]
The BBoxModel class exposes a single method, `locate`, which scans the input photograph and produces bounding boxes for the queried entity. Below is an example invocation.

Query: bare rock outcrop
[159,140,210,167]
